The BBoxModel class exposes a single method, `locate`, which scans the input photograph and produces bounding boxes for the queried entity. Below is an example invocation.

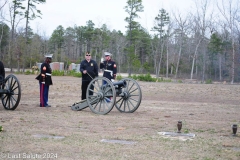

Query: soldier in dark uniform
[100,52,117,103]
[100,52,117,82]
[0,61,5,85]
[0,60,5,89]
[36,54,53,107]
[80,51,98,100]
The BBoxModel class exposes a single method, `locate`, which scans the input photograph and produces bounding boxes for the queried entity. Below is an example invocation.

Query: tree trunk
[175,42,182,79]
[166,40,169,78]
[230,40,235,84]
[202,42,206,82]
[219,54,222,81]
[157,40,164,78]
[23,0,31,72]
[190,39,202,79]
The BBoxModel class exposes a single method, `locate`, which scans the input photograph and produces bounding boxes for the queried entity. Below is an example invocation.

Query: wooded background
[0,0,240,83]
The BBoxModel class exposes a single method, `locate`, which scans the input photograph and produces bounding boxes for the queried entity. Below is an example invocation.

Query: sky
[28,0,194,38]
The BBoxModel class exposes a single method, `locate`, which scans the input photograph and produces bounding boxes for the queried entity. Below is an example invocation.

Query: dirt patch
[0,74,240,160]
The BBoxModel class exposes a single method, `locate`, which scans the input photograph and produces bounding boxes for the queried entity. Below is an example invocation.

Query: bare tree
[114,32,127,73]
[24,0,46,71]
[8,0,25,71]
[217,0,240,84]
[190,0,211,80]
[152,8,170,78]
[165,21,175,78]
[0,0,8,60]
[172,11,190,78]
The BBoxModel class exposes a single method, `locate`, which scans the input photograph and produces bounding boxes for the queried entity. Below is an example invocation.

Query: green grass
[129,73,172,82]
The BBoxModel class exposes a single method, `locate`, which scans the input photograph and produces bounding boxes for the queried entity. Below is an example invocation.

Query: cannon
[71,77,142,115]
[0,74,21,110]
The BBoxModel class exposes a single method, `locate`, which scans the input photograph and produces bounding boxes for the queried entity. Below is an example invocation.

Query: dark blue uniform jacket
[36,62,53,85]
[100,60,117,80]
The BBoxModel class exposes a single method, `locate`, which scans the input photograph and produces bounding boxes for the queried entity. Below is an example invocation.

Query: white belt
[46,73,51,76]
[104,70,113,76]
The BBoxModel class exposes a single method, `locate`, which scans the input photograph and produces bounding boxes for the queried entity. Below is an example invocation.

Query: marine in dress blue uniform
[100,52,117,102]
[36,54,53,107]
[100,52,117,81]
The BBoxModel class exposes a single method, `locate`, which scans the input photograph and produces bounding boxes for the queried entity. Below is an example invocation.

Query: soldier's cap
[104,52,112,56]
[44,54,53,59]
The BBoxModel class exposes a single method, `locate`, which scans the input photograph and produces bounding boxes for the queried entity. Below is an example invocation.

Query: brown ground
[0,74,240,160]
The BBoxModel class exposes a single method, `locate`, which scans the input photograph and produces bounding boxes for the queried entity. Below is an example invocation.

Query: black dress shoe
[45,105,51,107]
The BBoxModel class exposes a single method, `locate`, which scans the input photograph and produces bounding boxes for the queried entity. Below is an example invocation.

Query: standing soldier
[80,51,98,100]
[100,52,117,82]
[0,60,5,86]
[36,54,53,107]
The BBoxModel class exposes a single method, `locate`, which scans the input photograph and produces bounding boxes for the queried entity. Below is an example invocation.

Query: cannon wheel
[115,78,142,113]
[2,74,21,110]
[86,77,116,115]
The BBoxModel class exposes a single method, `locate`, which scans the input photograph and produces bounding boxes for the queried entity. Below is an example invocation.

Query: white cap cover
[104,52,112,56]
[44,54,53,58]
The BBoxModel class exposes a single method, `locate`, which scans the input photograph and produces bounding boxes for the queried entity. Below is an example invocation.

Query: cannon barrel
[113,80,127,88]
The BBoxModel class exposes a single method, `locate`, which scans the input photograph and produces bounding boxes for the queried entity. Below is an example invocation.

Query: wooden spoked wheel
[115,78,142,113]
[2,74,21,110]
[86,77,116,115]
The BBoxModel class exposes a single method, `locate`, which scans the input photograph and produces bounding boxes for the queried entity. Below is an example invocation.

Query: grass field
[0,74,240,160]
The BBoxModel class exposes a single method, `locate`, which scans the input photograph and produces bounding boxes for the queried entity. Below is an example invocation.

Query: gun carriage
[71,77,142,115]
[0,74,21,110]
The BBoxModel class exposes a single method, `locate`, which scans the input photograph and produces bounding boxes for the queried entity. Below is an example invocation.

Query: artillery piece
[0,74,21,110]
[71,77,142,115]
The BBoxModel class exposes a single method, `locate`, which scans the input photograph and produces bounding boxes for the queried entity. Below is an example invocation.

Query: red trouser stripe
[40,83,44,107]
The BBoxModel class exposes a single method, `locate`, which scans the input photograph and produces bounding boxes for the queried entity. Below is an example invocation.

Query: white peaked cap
[44,54,53,58]
[104,52,112,56]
